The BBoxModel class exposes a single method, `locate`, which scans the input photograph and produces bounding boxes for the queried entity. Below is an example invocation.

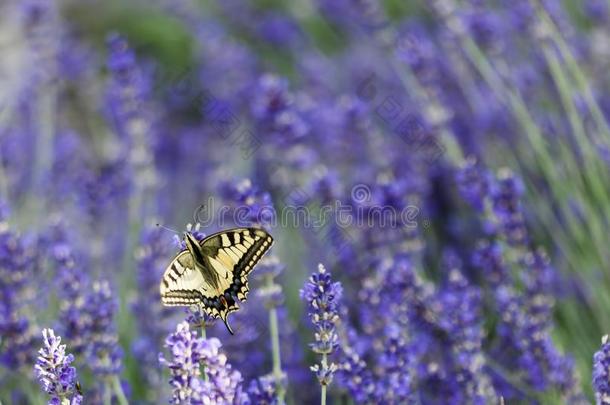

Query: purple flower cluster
[160,321,245,404]
[35,328,82,405]
[219,178,275,230]
[132,226,174,385]
[105,33,157,196]
[83,280,123,378]
[246,374,279,404]
[438,268,494,404]
[594,335,610,405]
[160,321,206,403]
[491,168,528,246]
[301,264,342,387]
[45,222,89,355]
[0,206,36,370]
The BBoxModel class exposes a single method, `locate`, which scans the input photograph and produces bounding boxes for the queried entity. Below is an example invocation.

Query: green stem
[321,385,327,405]
[320,353,328,405]
[112,375,129,405]
[103,381,112,405]
[0,159,8,202]
[533,0,610,144]
[200,323,207,340]
[199,309,207,341]
[451,17,590,253]
[268,293,285,402]
[538,17,610,223]
[199,306,209,383]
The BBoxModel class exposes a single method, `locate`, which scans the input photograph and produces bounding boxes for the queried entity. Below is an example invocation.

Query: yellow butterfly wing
[159,227,273,333]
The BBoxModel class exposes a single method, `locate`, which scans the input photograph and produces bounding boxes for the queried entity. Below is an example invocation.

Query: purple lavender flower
[160,321,246,404]
[255,255,286,309]
[0,122,33,202]
[251,74,292,123]
[472,240,508,288]
[455,160,581,401]
[336,345,376,403]
[516,250,583,400]
[315,0,387,31]
[460,3,506,51]
[256,13,302,48]
[584,0,609,24]
[456,156,490,212]
[35,328,83,405]
[246,374,278,404]
[352,257,418,403]
[491,168,528,246]
[83,280,123,378]
[46,222,89,355]
[219,178,275,229]
[19,0,60,85]
[184,303,217,331]
[132,226,174,385]
[201,338,247,404]
[160,322,206,403]
[491,277,583,401]
[438,269,495,403]
[47,131,91,207]
[395,23,443,86]
[79,158,131,223]
[196,25,258,104]
[594,335,610,405]
[0,209,36,369]
[249,74,315,191]
[105,32,157,222]
[301,264,342,387]
[105,33,153,143]
[375,330,415,403]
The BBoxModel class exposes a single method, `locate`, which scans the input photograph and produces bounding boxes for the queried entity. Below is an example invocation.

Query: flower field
[2,0,610,404]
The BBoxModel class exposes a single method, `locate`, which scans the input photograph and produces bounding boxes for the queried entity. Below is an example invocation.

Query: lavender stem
[112,375,129,405]
[320,353,328,405]
[268,300,285,402]
[196,305,209,383]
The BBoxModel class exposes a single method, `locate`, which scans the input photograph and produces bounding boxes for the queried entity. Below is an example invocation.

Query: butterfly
[160,227,273,334]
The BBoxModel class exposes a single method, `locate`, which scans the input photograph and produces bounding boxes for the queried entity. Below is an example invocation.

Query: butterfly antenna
[156,223,180,235]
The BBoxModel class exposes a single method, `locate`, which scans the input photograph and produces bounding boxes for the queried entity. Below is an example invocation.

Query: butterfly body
[160,227,273,334]
[184,232,222,291]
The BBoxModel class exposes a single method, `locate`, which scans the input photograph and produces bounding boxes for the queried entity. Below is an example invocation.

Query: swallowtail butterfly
[160,227,273,334]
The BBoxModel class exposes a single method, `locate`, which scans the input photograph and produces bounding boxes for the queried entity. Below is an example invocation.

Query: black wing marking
[200,227,273,330]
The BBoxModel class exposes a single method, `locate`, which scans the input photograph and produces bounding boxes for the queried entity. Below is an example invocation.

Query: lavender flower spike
[35,328,83,405]
[160,322,206,403]
[594,335,610,405]
[160,321,246,404]
[301,263,342,399]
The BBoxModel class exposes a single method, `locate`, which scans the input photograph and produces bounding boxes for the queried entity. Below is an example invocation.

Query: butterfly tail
[221,312,235,335]
[218,295,236,334]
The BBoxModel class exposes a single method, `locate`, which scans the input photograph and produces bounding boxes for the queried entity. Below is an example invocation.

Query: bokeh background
[2,0,610,403]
